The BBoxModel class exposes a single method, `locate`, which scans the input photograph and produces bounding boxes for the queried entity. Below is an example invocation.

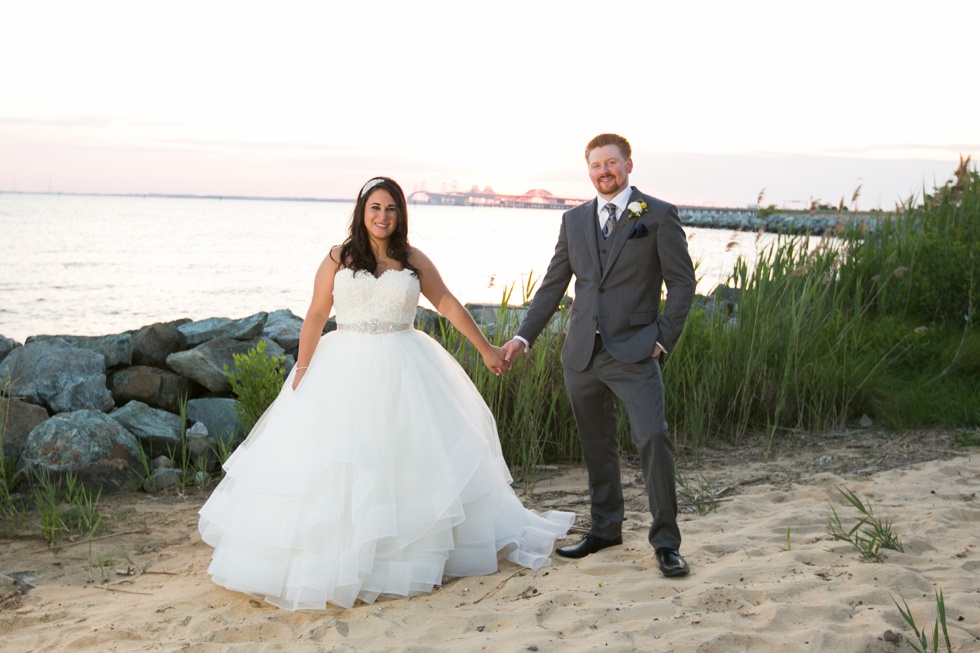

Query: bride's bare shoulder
[407,247,434,269]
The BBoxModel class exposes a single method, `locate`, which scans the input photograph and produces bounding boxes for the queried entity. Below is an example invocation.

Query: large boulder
[186,397,245,443]
[19,410,142,491]
[1,397,49,461]
[108,365,194,413]
[132,320,190,367]
[262,309,304,355]
[0,335,21,364]
[166,337,286,394]
[26,333,133,368]
[110,401,182,458]
[176,312,268,349]
[0,339,115,413]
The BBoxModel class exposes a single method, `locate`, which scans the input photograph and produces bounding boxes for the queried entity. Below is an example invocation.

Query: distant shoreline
[1,189,871,236]
[0,189,355,204]
[0,189,876,218]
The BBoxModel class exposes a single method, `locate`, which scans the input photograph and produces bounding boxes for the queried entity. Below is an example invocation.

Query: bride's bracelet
[296,366,309,370]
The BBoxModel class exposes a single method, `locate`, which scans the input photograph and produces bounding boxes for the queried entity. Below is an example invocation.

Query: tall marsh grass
[664,159,977,449]
[442,160,979,466]
[435,277,578,479]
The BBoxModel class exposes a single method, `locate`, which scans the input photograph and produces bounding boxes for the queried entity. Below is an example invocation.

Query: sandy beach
[2,428,978,652]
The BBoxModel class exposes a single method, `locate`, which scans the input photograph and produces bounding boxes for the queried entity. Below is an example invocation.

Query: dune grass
[438,159,979,474]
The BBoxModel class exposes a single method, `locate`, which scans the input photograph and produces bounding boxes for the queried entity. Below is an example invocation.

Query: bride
[198,176,573,610]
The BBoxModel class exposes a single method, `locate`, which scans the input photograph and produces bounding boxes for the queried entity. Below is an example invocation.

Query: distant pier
[409,187,586,211]
[408,186,873,235]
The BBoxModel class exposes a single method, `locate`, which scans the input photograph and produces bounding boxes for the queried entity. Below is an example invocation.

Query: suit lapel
[581,199,602,275]
[601,188,640,282]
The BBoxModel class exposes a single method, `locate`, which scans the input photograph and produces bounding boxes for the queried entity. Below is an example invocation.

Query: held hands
[502,338,526,364]
[481,345,512,376]
[652,344,664,359]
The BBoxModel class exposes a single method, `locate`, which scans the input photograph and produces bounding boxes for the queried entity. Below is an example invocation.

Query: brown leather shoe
[555,534,623,559]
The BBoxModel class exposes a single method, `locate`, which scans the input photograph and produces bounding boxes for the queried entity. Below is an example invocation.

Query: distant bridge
[408,186,761,216]
[409,186,587,210]
[407,187,864,234]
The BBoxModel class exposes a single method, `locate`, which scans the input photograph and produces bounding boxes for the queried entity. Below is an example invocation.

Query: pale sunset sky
[2,0,977,210]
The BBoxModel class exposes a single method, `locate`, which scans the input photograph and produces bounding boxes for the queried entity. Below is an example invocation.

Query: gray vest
[595,210,613,273]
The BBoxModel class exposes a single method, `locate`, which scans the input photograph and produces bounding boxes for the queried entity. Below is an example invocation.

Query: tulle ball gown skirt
[198,327,573,610]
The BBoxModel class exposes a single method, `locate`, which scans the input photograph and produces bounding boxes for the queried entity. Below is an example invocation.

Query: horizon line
[0,189,354,203]
[0,189,759,211]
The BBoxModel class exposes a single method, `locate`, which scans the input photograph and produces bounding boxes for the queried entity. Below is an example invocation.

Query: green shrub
[225,340,287,433]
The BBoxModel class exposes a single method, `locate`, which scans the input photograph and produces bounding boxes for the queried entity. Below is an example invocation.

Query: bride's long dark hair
[339,177,419,278]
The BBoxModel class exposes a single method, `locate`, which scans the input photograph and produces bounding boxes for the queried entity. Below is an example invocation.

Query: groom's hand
[502,338,526,363]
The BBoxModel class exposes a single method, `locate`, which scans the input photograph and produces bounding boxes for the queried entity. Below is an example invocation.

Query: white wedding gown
[198,268,573,610]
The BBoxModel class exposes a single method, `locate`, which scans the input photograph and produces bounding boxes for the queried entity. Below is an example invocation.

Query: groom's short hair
[585,133,632,161]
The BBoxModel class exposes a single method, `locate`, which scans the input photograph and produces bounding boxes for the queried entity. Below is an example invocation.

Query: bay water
[0,193,780,343]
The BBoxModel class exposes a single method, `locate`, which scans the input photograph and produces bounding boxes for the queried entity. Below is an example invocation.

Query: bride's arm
[411,249,508,376]
[293,247,341,389]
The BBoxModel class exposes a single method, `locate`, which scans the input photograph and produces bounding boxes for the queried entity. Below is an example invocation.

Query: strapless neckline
[339,267,412,280]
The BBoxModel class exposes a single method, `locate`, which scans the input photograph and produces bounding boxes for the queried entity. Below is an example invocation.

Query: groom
[503,133,696,577]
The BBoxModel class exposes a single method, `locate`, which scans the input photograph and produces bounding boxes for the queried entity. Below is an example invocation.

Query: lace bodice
[333,268,419,328]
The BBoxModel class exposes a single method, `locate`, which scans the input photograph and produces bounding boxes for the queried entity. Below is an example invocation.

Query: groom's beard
[595,174,628,197]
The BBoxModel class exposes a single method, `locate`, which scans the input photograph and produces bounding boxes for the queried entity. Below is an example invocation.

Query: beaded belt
[337,321,413,335]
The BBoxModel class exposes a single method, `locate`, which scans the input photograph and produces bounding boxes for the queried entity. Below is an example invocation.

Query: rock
[859,415,873,429]
[166,337,286,394]
[19,410,142,491]
[0,335,21,364]
[186,397,245,443]
[0,398,50,461]
[152,455,175,470]
[108,365,194,413]
[26,333,133,368]
[701,284,741,321]
[181,421,217,470]
[176,312,268,348]
[262,309,304,354]
[184,425,216,471]
[132,320,189,367]
[141,467,183,493]
[109,401,182,458]
[0,339,115,413]
[186,421,208,437]
[0,573,15,593]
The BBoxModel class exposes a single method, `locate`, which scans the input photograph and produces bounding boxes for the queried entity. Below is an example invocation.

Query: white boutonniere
[627,200,648,220]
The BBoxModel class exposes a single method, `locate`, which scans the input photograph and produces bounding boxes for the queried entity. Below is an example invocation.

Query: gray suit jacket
[516,187,696,372]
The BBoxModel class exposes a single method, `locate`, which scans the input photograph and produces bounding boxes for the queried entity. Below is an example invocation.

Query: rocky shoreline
[677,207,876,235]
[0,308,446,495]
[2,287,738,496]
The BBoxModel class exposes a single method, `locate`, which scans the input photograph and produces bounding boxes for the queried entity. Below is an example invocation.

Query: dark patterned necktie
[602,203,617,239]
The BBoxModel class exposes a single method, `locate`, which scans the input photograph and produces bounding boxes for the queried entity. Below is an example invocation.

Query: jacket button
[599,288,605,294]
[592,315,598,322]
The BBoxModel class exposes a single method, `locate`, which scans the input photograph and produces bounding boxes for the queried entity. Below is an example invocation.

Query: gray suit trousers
[563,335,680,550]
